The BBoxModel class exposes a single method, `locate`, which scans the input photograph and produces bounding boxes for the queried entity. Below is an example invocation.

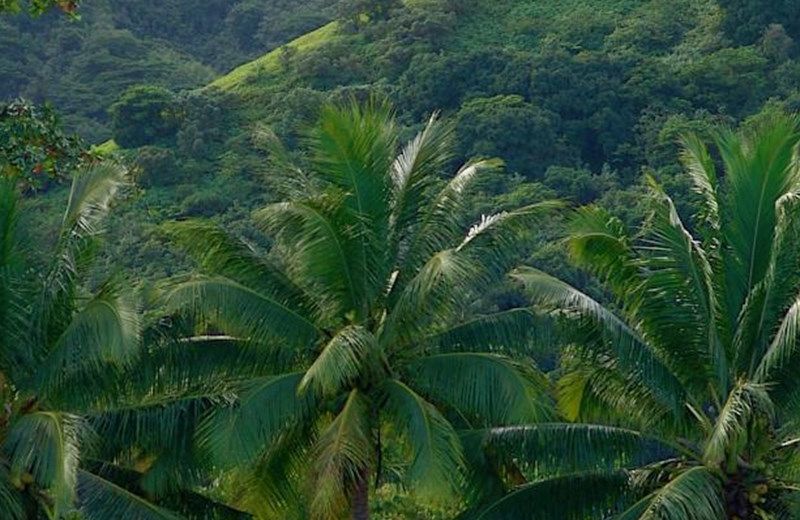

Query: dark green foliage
[132,146,178,187]
[109,86,179,149]
[720,0,800,44]
[543,166,618,205]
[337,0,400,29]
[454,95,571,179]
[398,48,532,119]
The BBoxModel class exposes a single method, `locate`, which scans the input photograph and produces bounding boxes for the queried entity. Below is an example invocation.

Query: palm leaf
[617,466,723,520]
[308,100,397,310]
[636,177,722,394]
[513,267,687,416]
[309,389,372,520]
[396,158,503,279]
[737,191,800,376]
[196,372,315,468]
[37,283,140,398]
[0,462,24,520]
[163,219,315,318]
[406,352,552,426]
[163,276,319,349]
[254,199,361,320]
[4,411,82,516]
[76,469,181,520]
[479,423,673,477]
[425,307,554,354]
[703,381,774,466]
[389,112,453,244]
[0,176,27,373]
[382,379,464,499]
[299,325,377,396]
[474,470,633,519]
[718,115,800,321]
[679,132,720,240]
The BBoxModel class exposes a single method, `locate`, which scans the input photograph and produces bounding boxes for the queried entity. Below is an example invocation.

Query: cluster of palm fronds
[5,101,800,520]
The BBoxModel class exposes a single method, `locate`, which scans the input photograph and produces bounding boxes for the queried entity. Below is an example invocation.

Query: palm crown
[164,101,558,519]
[491,114,800,519]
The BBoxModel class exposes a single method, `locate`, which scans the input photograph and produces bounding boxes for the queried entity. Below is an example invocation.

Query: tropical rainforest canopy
[3,0,800,519]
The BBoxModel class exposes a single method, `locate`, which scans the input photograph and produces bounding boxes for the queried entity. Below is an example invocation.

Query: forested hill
[0,0,341,141]
[6,0,800,281]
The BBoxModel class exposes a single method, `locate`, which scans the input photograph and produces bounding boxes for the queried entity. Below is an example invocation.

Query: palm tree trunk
[351,469,369,520]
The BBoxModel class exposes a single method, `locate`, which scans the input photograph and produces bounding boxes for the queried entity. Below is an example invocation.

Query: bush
[181,189,230,217]
[133,146,179,187]
[455,95,572,179]
[109,85,179,148]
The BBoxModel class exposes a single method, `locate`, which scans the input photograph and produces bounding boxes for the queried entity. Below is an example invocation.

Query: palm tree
[0,163,146,518]
[161,101,558,519]
[0,163,240,519]
[474,113,800,518]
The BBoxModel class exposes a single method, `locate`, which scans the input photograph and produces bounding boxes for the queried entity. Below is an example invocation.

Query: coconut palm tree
[161,101,558,519]
[0,163,242,519]
[473,113,800,519]
[0,163,144,518]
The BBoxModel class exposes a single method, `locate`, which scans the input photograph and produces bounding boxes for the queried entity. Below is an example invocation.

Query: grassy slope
[209,21,342,93]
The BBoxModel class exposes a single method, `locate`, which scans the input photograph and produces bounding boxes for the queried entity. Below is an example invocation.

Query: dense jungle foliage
[5,0,800,519]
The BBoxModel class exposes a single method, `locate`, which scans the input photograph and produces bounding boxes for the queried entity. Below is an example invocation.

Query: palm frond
[196,372,315,469]
[555,358,682,433]
[703,381,774,466]
[163,276,319,349]
[456,201,564,283]
[37,283,140,398]
[389,112,453,242]
[474,470,632,520]
[406,352,552,426]
[308,100,397,310]
[425,307,554,355]
[397,158,503,277]
[513,267,687,416]
[737,191,800,377]
[382,379,464,499]
[233,422,316,518]
[0,176,27,373]
[299,325,377,396]
[566,205,640,300]
[76,469,181,520]
[46,162,128,298]
[718,114,800,321]
[35,163,129,367]
[636,177,722,394]
[163,219,315,317]
[679,132,720,240]
[382,248,479,348]
[4,411,82,516]
[756,291,800,391]
[254,199,361,320]
[617,466,723,520]
[479,424,672,477]
[309,389,372,520]
[0,463,24,520]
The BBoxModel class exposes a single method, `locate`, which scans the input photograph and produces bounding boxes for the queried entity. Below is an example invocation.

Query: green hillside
[8,0,791,286]
[12,0,800,282]
[0,0,341,140]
